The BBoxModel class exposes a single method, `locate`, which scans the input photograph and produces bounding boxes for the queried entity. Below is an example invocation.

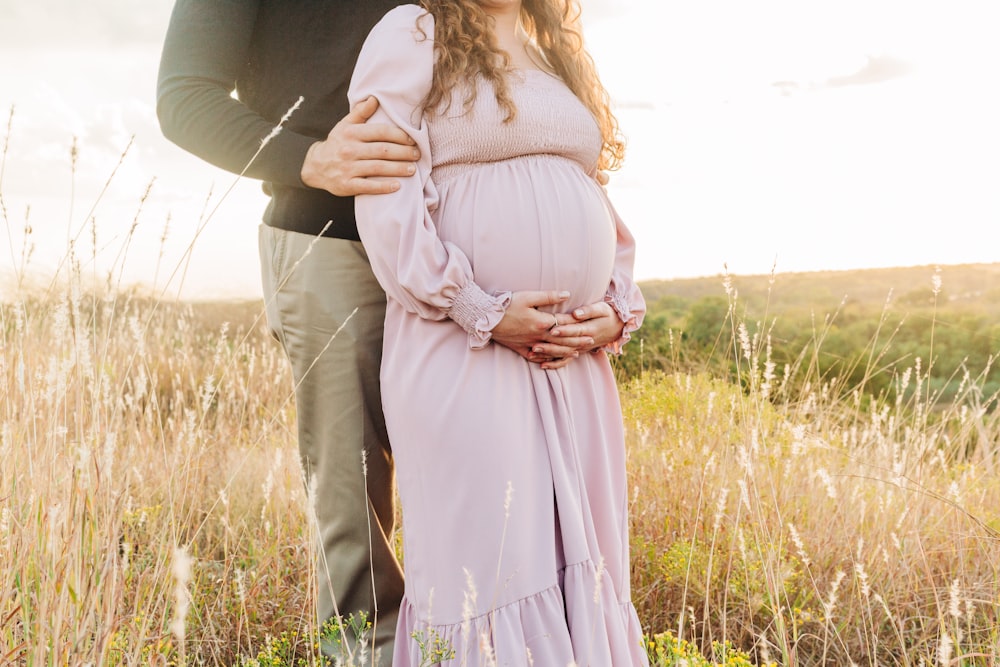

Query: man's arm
[157,0,308,184]
[156,0,417,193]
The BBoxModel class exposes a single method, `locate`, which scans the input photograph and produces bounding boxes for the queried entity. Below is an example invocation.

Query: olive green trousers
[259,224,403,665]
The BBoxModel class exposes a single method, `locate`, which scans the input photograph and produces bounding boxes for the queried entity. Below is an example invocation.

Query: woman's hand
[490,291,594,368]
[528,302,624,368]
[490,293,624,370]
[553,302,625,350]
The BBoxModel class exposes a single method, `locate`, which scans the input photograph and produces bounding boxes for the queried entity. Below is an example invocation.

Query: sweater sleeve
[155,0,316,187]
[600,188,646,354]
[350,6,510,349]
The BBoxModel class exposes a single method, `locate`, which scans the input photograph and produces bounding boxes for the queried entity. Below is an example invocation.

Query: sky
[1,0,999,300]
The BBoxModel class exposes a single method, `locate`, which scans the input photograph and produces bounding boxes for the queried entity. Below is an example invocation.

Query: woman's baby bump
[433,156,615,305]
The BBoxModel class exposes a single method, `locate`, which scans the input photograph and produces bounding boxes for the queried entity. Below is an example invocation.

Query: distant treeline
[617,263,1000,406]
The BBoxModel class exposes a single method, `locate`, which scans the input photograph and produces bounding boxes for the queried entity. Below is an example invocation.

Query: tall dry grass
[0,288,321,664]
[1,107,323,665]
[628,270,1000,665]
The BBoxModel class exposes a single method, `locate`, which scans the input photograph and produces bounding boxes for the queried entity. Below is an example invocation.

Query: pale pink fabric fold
[350,6,648,666]
[600,188,646,354]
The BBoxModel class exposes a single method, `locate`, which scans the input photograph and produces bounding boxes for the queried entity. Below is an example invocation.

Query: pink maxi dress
[350,7,648,666]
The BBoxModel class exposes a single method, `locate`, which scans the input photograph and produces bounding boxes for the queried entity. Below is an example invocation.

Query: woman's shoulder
[361,5,434,65]
[370,4,434,39]
[351,4,435,104]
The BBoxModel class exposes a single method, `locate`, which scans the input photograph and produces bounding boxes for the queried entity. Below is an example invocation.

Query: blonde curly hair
[418,0,625,171]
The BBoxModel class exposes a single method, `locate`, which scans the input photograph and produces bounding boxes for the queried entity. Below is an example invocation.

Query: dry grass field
[3,278,999,665]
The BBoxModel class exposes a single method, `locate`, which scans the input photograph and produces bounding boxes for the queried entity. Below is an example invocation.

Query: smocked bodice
[427,70,602,182]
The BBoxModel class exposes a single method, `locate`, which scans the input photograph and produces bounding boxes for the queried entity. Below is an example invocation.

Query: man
[156,1,625,662]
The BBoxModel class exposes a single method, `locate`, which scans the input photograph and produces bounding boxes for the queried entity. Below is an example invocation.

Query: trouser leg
[259,225,403,665]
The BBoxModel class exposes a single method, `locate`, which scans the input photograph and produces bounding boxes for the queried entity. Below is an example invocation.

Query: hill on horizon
[3,262,999,313]
[638,261,1000,317]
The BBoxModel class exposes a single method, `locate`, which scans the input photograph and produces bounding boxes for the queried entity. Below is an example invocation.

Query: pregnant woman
[350,1,648,664]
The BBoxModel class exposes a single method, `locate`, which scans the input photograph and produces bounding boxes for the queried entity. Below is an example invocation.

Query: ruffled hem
[392,561,648,666]
[447,283,512,350]
[601,289,639,355]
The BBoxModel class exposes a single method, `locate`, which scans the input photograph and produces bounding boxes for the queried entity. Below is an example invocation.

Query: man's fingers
[346,95,380,123]
[353,141,420,162]
[343,176,401,195]
[352,122,418,147]
[304,100,419,197]
[349,158,417,179]
[337,103,418,149]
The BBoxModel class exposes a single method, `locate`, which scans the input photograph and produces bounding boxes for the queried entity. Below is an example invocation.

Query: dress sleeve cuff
[448,283,512,350]
[603,290,639,356]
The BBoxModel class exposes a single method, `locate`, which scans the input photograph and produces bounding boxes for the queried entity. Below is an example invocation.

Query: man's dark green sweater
[157,0,412,240]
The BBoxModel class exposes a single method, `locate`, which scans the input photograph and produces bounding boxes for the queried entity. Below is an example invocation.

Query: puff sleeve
[349,6,510,349]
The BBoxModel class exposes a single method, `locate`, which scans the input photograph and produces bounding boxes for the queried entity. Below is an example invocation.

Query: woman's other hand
[490,292,628,370]
[490,291,595,368]
[543,301,624,355]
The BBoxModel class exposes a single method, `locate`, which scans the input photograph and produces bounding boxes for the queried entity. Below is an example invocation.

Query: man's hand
[300,96,420,197]
[490,291,595,370]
